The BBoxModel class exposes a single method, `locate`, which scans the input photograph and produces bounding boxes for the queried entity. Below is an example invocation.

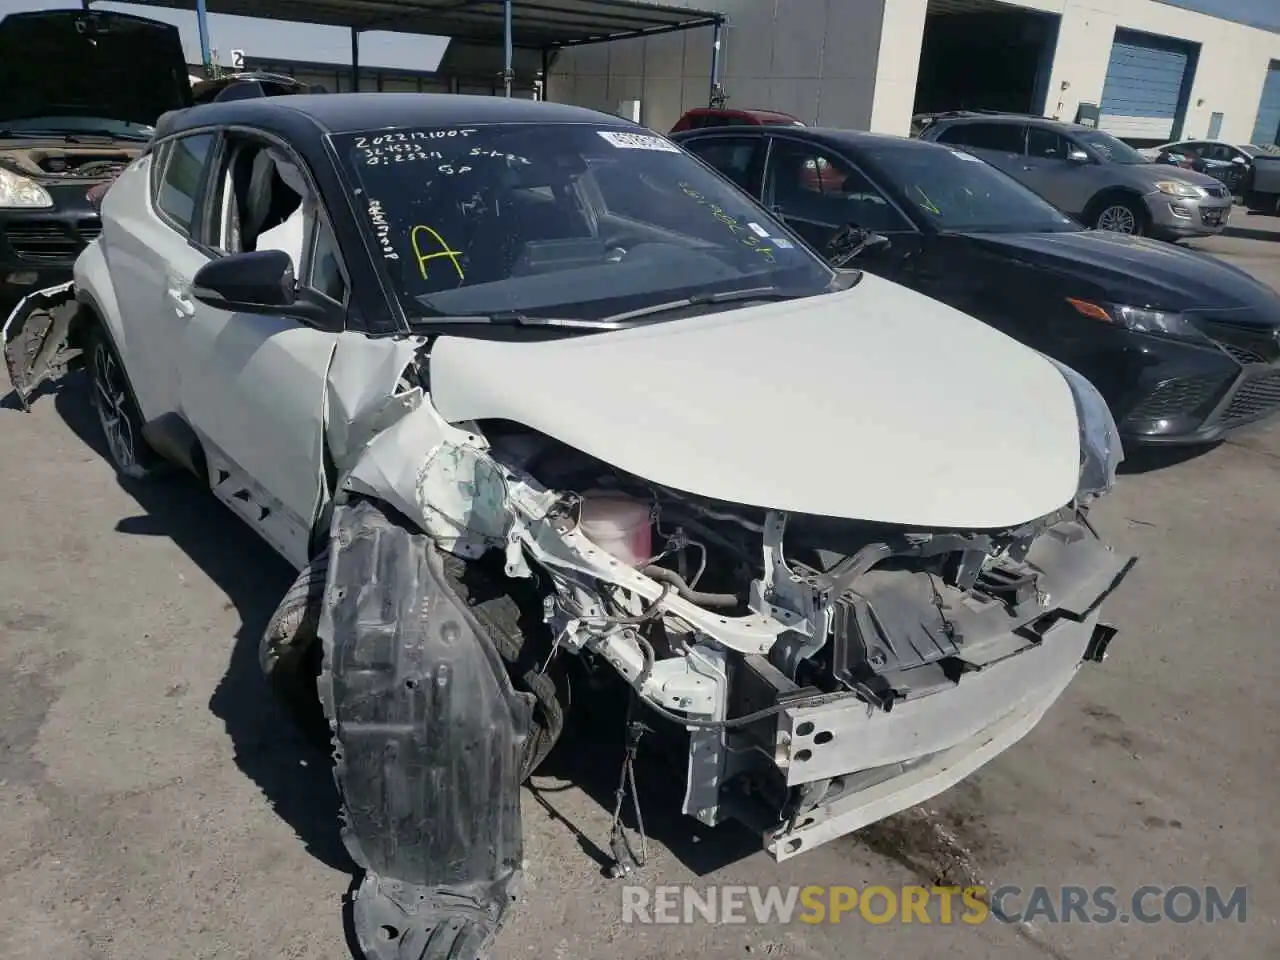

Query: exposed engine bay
[339,398,1134,875]
[0,143,139,183]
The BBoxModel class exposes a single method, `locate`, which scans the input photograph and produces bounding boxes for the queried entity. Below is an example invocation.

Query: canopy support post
[351,27,361,91]
[708,18,723,105]
[502,0,515,97]
[196,0,212,67]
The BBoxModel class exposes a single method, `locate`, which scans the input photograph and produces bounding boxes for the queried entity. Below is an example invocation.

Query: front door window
[764,140,908,252]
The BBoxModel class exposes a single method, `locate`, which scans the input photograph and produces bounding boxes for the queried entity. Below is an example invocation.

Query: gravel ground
[1,217,1278,960]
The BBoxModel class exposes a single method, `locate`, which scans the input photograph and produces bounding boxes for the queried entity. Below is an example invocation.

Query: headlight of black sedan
[1066,298,1207,343]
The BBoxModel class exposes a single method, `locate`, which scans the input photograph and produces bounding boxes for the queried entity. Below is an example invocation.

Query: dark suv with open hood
[0,9,193,304]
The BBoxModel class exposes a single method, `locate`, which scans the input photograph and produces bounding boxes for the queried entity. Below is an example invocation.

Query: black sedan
[672,125,1280,446]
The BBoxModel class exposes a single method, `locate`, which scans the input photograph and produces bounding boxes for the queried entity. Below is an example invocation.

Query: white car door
[175,139,345,569]
[100,130,220,422]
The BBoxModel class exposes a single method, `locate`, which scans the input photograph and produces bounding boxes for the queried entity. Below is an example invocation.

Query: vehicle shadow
[50,374,357,876]
[529,678,764,878]
[1120,440,1221,474]
[1222,224,1280,242]
[40,376,851,892]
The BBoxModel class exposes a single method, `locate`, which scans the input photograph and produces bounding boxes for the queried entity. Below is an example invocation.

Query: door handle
[167,282,195,317]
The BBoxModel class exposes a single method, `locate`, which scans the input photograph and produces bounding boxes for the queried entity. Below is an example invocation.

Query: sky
[1154,0,1280,34]
[0,0,450,71]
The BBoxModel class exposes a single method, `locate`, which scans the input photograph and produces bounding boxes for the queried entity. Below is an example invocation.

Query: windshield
[331,123,832,321]
[1076,130,1148,164]
[0,116,152,140]
[858,143,1082,234]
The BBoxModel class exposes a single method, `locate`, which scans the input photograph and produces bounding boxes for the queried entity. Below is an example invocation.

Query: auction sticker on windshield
[597,130,681,152]
[951,150,982,163]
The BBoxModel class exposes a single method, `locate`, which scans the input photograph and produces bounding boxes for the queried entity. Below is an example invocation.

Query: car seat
[242,149,302,256]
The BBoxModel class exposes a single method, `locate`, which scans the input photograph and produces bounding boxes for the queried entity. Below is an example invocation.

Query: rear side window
[685,136,763,192]
[935,122,1025,153]
[155,132,216,233]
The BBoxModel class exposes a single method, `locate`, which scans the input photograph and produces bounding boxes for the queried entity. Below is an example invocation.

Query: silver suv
[917,113,1232,239]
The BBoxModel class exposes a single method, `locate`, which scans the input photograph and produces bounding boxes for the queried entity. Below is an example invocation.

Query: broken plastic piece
[1083,622,1118,662]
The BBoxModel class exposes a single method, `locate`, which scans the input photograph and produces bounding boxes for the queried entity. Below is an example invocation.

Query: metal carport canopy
[113,0,724,51]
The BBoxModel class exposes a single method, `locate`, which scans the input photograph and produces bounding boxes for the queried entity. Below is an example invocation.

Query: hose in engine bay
[641,565,739,608]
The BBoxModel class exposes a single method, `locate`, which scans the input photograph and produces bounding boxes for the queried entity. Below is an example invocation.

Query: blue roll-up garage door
[1252,61,1280,147]
[1098,29,1197,141]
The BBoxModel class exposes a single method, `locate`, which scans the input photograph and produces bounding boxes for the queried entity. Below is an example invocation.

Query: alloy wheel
[91,341,139,474]
[1096,204,1138,234]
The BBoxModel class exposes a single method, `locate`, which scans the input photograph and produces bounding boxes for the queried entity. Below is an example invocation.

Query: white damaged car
[2,94,1135,959]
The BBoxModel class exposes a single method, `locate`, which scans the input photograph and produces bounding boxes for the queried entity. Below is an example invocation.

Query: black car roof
[156,92,641,141]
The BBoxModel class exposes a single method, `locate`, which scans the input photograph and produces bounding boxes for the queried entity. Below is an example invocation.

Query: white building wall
[548,0,888,134]
[860,0,1280,140]
[1031,0,1280,144]
[553,0,1280,145]
[867,0,929,134]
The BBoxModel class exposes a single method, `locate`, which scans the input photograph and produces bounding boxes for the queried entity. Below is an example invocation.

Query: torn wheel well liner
[317,497,532,954]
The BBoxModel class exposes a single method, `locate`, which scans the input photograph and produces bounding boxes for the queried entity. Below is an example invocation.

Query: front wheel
[1092,196,1147,236]
[260,546,330,737]
[86,325,166,480]
[260,515,567,777]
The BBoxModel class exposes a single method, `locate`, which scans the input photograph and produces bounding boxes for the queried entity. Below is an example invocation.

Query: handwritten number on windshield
[411,225,465,282]
[678,182,776,263]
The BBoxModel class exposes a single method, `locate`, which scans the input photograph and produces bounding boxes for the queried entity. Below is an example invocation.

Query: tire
[1090,195,1147,236]
[260,546,330,736]
[86,325,166,480]
[441,551,567,781]
[260,533,566,778]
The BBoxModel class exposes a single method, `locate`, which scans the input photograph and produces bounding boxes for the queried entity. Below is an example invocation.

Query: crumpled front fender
[317,498,533,959]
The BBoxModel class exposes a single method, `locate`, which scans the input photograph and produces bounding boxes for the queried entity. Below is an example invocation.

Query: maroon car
[669,106,803,133]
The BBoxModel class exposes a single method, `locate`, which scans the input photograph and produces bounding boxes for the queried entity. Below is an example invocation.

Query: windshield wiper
[63,129,151,142]
[593,286,801,324]
[410,286,806,331]
[0,129,61,140]
[0,129,146,143]
[409,312,634,330]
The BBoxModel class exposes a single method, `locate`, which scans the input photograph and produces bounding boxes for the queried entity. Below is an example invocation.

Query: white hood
[428,274,1082,530]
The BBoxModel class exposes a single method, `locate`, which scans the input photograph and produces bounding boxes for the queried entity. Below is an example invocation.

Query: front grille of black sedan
[1126,374,1228,423]
[1202,184,1230,199]
[1221,371,1280,426]
[1196,319,1280,366]
[3,219,100,264]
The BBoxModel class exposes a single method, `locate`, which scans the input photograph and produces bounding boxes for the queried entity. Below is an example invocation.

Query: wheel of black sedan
[86,325,166,480]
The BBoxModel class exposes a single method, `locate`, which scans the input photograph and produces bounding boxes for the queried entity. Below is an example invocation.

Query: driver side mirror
[1066,149,1091,163]
[1231,155,1248,165]
[824,223,891,265]
[192,249,297,312]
